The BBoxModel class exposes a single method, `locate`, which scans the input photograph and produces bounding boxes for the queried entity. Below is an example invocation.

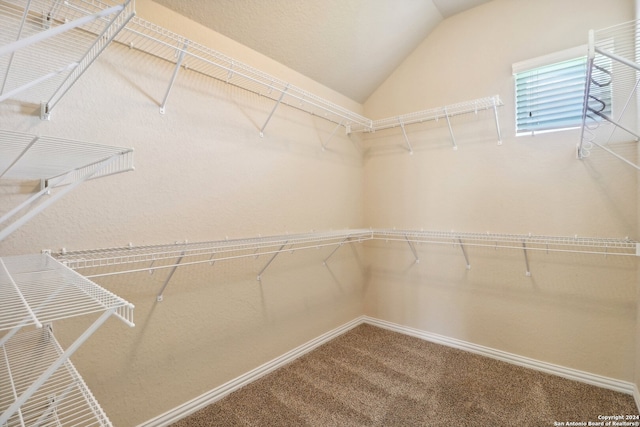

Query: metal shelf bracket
[405,235,419,264]
[260,84,290,137]
[323,237,350,265]
[522,241,531,277]
[398,117,414,155]
[157,251,184,301]
[160,40,189,114]
[257,241,288,281]
[457,238,471,270]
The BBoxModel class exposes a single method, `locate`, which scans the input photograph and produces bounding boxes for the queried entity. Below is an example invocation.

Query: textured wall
[362,0,638,382]
[0,1,364,425]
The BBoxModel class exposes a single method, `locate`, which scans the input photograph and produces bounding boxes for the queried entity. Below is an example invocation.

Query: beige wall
[363,0,638,383]
[2,0,639,425]
[0,1,364,425]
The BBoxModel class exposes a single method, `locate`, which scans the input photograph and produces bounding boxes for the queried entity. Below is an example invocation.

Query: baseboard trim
[138,315,636,426]
[362,316,636,396]
[136,316,366,427]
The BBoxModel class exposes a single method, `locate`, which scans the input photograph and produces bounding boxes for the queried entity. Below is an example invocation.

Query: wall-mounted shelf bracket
[444,107,458,151]
[522,241,531,277]
[405,235,419,264]
[157,251,184,301]
[321,121,343,151]
[260,84,290,137]
[160,40,189,114]
[257,242,288,281]
[457,238,471,270]
[323,237,350,265]
[397,117,414,155]
[492,96,503,145]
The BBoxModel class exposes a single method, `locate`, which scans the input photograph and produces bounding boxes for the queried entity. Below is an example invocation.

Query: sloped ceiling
[153,0,492,103]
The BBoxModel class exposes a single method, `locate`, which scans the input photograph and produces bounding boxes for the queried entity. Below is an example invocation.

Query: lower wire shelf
[0,326,112,427]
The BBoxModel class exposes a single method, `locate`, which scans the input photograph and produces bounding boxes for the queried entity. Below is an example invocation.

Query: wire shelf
[349,95,504,133]
[112,16,372,130]
[0,327,113,426]
[56,229,374,275]
[0,0,135,115]
[0,129,134,184]
[0,253,134,331]
[578,18,640,169]
[373,229,639,256]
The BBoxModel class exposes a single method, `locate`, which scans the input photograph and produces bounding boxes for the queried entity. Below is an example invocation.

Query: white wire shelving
[349,95,504,153]
[0,327,112,427]
[55,229,374,300]
[53,228,638,294]
[0,129,134,242]
[0,0,135,119]
[112,16,373,137]
[578,18,640,170]
[373,229,639,276]
[0,253,134,426]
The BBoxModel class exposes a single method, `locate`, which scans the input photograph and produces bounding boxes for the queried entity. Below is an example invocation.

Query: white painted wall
[363,0,638,383]
[0,1,365,425]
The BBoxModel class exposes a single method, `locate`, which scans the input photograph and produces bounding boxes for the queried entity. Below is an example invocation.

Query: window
[512,46,611,136]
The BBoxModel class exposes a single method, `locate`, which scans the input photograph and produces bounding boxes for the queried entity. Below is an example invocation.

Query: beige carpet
[172,324,639,426]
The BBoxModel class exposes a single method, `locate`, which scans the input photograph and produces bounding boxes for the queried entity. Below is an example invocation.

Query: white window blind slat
[514,57,591,134]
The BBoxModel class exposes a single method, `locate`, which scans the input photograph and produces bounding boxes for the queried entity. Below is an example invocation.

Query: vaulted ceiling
[153,0,492,103]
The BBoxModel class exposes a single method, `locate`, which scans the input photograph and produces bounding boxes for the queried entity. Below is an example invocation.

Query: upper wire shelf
[0,128,134,242]
[0,0,135,117]
[578,18,640,170]
[0,326,114,426]
[113,16,373,132]
[0,253,134,331]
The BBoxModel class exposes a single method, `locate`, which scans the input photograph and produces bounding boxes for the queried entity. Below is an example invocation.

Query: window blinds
[514,57,588,134]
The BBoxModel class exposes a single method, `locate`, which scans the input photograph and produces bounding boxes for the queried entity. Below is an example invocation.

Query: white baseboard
[138,315,636,426]
[136,316,366,427]
[362,316,636,396]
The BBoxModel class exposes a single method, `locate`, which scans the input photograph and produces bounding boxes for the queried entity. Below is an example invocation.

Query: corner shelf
[578,18,640,169]
[348,95,504,153]
[0,253,134,426]
[0,129,134,242]
[0,0,135,119]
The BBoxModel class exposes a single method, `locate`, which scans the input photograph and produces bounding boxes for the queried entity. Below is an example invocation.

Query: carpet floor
[171,324,639,426]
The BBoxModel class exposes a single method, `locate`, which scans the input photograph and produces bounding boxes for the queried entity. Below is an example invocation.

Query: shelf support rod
[492,96,503,145]
[0,0,32,96]
[321,121,343,151]
[1,342,26,426]
[522,241,531,276]
[156,251,185,302]
[444,107,458,150]
[260,84,290,137]
[405,235,419,264]
[458,238,471,270]
[323,237,350,265]
[398,117,414,155]
[257,241,288,281]
[160,40,189,114]
[0,309,116,425]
